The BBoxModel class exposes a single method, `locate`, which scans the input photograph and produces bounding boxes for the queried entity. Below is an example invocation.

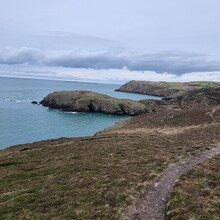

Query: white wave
[62,111,77,115]
[5,98,32,103]
[15,100,32,103]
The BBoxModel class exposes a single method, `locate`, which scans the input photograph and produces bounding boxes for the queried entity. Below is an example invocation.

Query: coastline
[1,81,220,219]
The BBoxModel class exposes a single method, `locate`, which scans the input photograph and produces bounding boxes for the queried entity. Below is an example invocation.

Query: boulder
[31,101,38,105]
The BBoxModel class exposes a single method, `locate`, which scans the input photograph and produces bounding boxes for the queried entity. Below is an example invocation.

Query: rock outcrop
[31,101,38,105]
[40,91,147,116]
[173,87,220,108]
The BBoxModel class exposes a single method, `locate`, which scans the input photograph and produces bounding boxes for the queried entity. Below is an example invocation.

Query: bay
[0,77,161,149]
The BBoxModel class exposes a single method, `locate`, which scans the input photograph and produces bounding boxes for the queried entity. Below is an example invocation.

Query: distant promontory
[116,80,220,98]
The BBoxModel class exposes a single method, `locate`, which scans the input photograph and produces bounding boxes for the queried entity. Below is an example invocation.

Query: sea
[0,77,161,149]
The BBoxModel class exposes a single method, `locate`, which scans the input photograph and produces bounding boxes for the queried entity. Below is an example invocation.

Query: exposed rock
[173,87,220,108]
[116,80,220,98]
[139,87,220,111]
[31,101,38,105]
[40,91,147,116]
[139,100,167,113]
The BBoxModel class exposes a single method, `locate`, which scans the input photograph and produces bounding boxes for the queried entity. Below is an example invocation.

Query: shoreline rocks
[31,101,38,105]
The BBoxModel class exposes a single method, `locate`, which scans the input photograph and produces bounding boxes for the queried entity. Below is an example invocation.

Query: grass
[166,154,220,220]
[0,106,220,219]
[0,136,169,219]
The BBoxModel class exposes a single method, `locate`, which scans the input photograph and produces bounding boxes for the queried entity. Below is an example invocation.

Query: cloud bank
[1,46,220,75]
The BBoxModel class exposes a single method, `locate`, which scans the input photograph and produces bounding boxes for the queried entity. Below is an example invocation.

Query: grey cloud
[0,47,220,75]
[0,47,42,65]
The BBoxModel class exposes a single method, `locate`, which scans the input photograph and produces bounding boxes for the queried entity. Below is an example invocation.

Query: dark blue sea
[0,77,161,149]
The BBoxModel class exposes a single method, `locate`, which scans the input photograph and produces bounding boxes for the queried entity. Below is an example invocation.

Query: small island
[40,90,148,116]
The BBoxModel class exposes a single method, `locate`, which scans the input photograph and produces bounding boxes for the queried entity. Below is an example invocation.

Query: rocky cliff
[40,91,147,116]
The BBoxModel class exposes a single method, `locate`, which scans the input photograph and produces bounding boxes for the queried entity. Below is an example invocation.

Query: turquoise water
[0,77,161,149]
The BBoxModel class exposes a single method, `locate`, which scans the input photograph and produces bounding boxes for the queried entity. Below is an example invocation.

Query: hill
[116,80,220,98]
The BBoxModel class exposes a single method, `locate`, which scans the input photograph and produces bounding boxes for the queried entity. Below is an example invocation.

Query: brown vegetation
[0,104,220,219]
[166,154,220,219]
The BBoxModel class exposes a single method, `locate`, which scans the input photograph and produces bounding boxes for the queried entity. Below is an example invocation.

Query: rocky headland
[40,83,220,117]
[116,80,220,98]
[40,90,147,116]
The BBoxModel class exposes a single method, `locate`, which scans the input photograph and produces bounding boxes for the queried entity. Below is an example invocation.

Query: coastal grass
[0,106,220,219]
[166,154,220,220]
[0,135,169,219]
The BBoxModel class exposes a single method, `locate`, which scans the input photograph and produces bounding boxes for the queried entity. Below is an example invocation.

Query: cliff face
[40,91,147,116]
[116,80,220,98]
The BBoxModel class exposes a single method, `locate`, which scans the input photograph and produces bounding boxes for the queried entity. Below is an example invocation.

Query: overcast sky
[0,0,220,83]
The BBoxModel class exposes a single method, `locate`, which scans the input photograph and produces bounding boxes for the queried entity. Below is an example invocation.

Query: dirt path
[124,147,220,220]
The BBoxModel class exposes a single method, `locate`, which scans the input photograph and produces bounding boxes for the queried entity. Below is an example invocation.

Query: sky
[0,0,220,83]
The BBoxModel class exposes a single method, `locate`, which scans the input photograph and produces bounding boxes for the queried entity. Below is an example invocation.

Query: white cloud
[0,64,219,84]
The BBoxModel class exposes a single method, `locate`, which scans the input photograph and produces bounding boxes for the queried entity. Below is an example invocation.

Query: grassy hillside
[0,105,220,219]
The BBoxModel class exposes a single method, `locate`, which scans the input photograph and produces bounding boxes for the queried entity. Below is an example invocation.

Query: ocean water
[0,77,161,149]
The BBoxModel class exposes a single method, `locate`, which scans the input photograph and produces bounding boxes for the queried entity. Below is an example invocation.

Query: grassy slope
[166,155,220,220]
[0,106,220,219]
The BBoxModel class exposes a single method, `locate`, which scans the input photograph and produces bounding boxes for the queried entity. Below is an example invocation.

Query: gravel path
[124,147,220,220]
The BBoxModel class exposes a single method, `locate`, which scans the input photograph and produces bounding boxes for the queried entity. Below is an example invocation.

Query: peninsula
[116,80,220,97]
